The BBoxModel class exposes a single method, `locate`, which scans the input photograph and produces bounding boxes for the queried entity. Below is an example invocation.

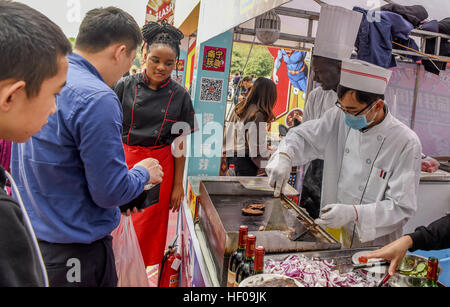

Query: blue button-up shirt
[11,53,150,244]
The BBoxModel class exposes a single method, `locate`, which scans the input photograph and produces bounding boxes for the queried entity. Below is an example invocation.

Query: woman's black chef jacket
[114,72,196,147]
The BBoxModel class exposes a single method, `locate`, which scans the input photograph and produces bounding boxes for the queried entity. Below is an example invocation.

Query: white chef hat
[340,59,393,94]
[313,5,363,60]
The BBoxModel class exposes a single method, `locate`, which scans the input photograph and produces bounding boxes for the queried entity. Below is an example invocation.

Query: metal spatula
[265,197,289,231]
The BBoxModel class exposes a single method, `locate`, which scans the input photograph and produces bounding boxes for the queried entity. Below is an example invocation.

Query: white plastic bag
[111,215,149,287]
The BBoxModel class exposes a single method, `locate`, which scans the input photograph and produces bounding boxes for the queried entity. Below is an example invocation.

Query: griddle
[197,177,341,287]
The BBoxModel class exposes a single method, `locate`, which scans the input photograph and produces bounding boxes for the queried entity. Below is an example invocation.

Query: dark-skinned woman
[114,21,196,268]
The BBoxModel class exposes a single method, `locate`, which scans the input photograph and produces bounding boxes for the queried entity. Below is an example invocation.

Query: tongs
[332,260,389,274]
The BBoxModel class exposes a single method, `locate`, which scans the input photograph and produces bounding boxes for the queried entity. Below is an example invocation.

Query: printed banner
[202,46,227,72]
[146,0,174,24]
[267,47,309,128]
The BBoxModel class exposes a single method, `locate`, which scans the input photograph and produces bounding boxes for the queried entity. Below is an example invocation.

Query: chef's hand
[135,158,164,184]
[266,152,291,197]
[314,204,357,229]
[170,183,184,213]
[360,236,413,276]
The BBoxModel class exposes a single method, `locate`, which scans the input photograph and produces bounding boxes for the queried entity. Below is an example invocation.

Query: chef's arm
[173,142,186,186]
[355,142,422,243]
[170,136,187,212]
[277,108,338,166]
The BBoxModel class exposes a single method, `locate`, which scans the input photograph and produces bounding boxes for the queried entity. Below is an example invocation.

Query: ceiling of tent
[235,0,450,50]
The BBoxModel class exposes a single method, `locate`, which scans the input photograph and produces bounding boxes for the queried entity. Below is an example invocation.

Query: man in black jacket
[0,1,71,286]
[363,215,450,276]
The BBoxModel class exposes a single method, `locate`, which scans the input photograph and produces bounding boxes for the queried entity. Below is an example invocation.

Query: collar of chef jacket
[140,70,171,90]
[360,105,389,134]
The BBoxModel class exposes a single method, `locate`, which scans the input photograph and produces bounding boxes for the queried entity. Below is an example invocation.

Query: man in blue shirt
[11,7,163,287]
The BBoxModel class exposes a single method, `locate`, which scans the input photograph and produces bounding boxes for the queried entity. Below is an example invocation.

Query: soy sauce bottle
[422,257,439,287]
[254,246,265,275]
[234,234,256,286]
[227,225,248,287]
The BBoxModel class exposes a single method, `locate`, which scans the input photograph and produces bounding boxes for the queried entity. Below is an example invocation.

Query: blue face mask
[342,102,379,130]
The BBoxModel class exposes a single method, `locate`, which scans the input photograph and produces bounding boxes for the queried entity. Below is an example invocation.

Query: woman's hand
[361,235,413,276]
[169,183,184,212]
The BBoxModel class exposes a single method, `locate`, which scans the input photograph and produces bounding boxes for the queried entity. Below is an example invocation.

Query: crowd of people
[0,1,448,288]
[0,1,191,287]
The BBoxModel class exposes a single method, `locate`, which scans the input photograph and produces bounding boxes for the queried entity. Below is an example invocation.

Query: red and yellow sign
[146,0,174,25]
[202,46,227,72]
[267,47,309,129]
[185,38,197,91]
[176,59,185,72]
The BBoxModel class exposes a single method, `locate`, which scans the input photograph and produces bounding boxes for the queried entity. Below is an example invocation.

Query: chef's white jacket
[303,86,337,122]
[278,106,422,247]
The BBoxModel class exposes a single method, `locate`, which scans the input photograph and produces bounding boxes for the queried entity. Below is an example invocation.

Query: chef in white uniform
[303,5,362,122]
[300,5,362,219]
[267,59,422,248]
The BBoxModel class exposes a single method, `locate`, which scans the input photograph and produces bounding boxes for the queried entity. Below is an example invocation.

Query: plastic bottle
[227,164,236,176]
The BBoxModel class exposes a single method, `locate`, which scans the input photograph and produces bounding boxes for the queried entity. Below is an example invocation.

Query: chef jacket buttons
[366,158,372,164]
[345,148,350,154]
[359,186,364,191]
[377,135,383,141]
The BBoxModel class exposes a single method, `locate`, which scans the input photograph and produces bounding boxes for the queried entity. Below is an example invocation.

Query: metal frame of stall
[234,6,450,157]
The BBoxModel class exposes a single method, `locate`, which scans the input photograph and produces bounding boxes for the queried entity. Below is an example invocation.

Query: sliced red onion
[264,254,377,287]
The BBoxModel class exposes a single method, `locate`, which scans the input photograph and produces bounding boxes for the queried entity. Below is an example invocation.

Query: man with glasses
[267,59,422,248]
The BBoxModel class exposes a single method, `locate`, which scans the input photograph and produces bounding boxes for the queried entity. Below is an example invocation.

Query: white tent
[15,0,150,37]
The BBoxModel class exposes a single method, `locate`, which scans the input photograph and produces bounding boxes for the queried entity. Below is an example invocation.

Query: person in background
[11,7,163,287]
[224,77,277,176]
[113,20,196,270]
[234,76,253,104]
[232,72,241,86]
[267,59,422,248]
[0,0,72,286]
[362,214,450,276]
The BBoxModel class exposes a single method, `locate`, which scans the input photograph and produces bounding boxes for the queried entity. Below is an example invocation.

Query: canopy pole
[410,63,421,130]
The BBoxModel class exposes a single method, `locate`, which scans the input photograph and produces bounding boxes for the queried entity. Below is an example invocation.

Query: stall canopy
[231,0,450,51]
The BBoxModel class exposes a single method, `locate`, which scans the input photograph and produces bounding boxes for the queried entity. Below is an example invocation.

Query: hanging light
[255,9,281,45]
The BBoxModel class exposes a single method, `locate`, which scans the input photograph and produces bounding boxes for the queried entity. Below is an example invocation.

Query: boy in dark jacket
[0,0,72,286]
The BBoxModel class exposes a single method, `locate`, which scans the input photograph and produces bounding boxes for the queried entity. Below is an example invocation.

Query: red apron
[123,143,174,267]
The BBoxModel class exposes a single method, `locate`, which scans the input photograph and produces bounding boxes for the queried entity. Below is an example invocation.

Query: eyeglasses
[335,100,376,116]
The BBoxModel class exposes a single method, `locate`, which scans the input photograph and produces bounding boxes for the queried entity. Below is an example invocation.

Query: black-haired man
[267,59,422,248]
[11,7,163,287]
[0,0,72,286]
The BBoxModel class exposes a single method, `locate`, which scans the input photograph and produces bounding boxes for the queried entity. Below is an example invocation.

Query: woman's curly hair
[142,20,184,57]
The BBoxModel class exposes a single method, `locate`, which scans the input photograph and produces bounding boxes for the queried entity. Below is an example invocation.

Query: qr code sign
[199,77,223,103]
